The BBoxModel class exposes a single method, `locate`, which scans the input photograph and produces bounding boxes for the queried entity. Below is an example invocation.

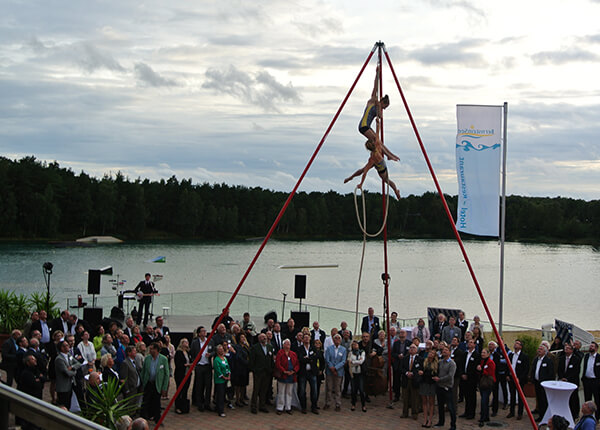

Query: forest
[1,156,599,245]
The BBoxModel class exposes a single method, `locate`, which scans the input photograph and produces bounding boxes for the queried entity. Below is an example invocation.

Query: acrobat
[344,137,401,200]
[358,65,399,162]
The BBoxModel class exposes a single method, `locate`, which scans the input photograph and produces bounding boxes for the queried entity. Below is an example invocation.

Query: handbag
[479,374,494,391]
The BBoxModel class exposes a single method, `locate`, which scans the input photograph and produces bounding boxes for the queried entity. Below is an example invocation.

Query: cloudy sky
[2,0,600,200]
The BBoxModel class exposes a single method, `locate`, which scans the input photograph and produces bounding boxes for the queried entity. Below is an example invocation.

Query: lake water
[1,239,598,330]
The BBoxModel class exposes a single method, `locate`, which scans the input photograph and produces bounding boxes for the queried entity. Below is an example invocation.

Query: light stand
[42,262,53,314]
[281,293,287,322]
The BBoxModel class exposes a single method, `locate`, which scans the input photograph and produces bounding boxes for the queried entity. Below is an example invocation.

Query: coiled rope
[352,181,390,334]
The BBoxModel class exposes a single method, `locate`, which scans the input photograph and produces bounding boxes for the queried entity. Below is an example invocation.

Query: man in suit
[1,329,21,386]
[271,323,284,354]
[459,338,480,419]
[291,331,304,356]
[281,318,298,342]
[249,333,274,414]
[120,345,142,407]
[401,343,422,419]
[50,310,72,337]
[14,336,29,384]
[489,341,510,417]
[26,338,48,381]
[141,325,156,346]
[339,321,353,339]
[507,339,530,419]
[31,310,51,346]
[211,308,234,331]
[55,340,82,409]
[558,342,582,420]
[297,333,319,414]
[450,336,466,407]
[70,313,91,335]
[190,326,213,412]
[432,313,448,341]
[123,317,136,339]
[392,329,411,401]
[324,334,346,411]
[457,311,468,341]
[310,321,326,345]
[134,273,156,327]
[361,307,381,337]
[582,341,600,420]
[530,344,555,421]
[17,354,45,399]
[141,342,170,424]
[154,316,170,338]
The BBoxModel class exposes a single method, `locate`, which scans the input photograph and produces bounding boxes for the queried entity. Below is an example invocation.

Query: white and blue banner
[456,105,502,237]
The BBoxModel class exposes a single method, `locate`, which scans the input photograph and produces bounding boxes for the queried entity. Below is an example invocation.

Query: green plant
[0,290,31,333]
[28,291,60,319]
[82,377,141,429]
[518,334,541,360]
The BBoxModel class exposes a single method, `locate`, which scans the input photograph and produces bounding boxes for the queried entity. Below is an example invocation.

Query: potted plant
[83,377,141,429]
[0,290,31,339]
[29,291,60,319]
[519,334,541,397]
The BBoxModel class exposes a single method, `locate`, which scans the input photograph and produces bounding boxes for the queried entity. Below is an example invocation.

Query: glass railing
[67,291,546,335]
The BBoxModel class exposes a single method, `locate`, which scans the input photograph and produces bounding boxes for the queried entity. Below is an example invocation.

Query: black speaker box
[294,274,306,299]
[291,311,310,330]
[88,269,101,295]
[83,307,103,334]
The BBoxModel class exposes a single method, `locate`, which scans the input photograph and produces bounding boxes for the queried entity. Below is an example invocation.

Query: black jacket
[558,353,581,386]
[297,345,319,377]
[508,350,529,384]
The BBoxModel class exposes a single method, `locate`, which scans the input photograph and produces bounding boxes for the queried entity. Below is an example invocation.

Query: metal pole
[499,102,508,336]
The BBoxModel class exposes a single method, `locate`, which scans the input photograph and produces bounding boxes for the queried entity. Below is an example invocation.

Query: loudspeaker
[294,274,306,299]
[291,311,310,330]
[83,307,103,334]
[88,269,101,295]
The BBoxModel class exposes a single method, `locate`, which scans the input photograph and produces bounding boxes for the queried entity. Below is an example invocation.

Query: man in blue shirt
[324,334,347,412]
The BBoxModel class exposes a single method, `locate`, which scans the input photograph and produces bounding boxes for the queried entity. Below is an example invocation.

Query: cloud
[134,62,177,87]
[531,48,599,65]
[292,17,344,38]
[202,65,301,111]
[76,42,125,73]
[410,39,488,67]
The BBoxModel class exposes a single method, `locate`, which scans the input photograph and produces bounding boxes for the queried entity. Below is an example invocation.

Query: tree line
[1,156,599,245]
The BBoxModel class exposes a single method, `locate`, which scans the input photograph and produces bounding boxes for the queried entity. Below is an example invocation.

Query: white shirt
[323,336,334,352]
[586,353,597,379]
[465,349,474,372]
[40,320,50,343]
[535,356,544,380]
[274,332,282,349]
[303,346,311,371]
[197,338,210,365]
[511,350,520,370]
[313,330,321,341]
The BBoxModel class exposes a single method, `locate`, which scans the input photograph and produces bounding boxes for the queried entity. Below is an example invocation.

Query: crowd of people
[1,305,599,430]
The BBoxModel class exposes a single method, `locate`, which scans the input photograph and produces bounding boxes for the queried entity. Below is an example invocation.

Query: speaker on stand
[294,274,306,311]
[88,269,101,307]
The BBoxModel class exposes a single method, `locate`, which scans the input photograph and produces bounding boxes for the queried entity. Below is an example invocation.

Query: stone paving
[153,380,542,430]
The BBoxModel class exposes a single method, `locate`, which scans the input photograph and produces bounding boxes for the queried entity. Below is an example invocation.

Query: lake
[1,239,597,330]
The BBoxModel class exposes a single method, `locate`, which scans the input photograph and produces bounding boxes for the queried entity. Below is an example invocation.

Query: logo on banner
[456,126,499,152]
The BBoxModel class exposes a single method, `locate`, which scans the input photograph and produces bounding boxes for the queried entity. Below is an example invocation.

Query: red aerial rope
[382,47,538,430]
[152,45,378,430]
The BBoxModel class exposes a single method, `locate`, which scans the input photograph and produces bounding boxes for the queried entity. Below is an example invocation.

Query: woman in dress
[274,339,299,415]
[418,349,438,428]
[477,348,496,427]
[348,340,367,412]
[47,329,64,404]
[232,334,250,407]
[174,338,192,414]
[213,344,231,418]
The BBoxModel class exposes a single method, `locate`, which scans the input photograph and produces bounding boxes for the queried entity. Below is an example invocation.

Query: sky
[2,0,600,200]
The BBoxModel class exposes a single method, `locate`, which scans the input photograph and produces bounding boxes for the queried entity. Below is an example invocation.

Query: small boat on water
[76,236,123,244]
